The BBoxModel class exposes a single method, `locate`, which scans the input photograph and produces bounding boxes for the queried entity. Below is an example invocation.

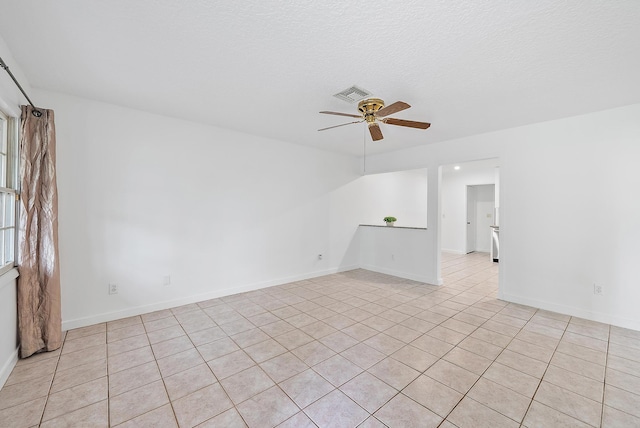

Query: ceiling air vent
[333,85,372,103]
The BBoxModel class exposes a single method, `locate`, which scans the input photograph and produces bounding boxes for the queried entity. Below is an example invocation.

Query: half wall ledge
[359,224,427,230]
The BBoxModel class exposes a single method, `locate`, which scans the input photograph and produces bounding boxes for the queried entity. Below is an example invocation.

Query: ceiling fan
[318,98,431,141]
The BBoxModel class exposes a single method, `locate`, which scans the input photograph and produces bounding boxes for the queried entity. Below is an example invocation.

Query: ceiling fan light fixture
[358,98,386,121]
[318,96,431,141]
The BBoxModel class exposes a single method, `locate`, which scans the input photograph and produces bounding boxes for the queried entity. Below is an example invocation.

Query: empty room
[1,1,640,427]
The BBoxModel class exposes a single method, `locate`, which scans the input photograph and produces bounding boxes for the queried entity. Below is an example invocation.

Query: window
[0,109,18,274]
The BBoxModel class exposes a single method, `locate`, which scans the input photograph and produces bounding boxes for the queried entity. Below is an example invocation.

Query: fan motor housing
[358,98,385,123]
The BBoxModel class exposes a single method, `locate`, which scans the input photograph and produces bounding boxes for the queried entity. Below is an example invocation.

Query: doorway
[439,158,499,255]
[466,184,495,253]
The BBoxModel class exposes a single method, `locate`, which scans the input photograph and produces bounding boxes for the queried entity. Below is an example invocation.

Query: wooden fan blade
[369,123,383,141]
[318,120,363,131]
[382,118,431,129]
[376,101,411,117]
[319,111,362,118]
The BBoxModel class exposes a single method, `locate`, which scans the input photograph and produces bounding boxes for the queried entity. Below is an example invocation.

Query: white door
[474,185,495,252]
[466,186,476,253]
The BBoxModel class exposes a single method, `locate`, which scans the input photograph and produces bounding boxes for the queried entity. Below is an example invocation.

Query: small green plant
[383,216,397,223]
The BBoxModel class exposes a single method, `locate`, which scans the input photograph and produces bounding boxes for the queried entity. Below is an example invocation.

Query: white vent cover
[333,85,372,103]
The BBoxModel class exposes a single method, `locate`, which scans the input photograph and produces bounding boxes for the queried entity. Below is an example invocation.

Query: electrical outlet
[163,275,171,286]
[594,284,603,296]
[318,254,323,260]
[108,283,118,295]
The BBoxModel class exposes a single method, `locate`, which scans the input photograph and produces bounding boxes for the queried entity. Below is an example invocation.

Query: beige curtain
[17,105,62,358]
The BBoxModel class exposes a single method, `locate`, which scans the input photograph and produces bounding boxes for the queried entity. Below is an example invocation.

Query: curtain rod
[0,55,42,117]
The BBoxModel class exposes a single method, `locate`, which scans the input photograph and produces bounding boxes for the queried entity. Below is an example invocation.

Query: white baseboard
[359,264,441,286]
[62,264,359,331]
[441,249,466,255]
[59,260,640,341]
[0,347,19,390]
[501,292,640,332]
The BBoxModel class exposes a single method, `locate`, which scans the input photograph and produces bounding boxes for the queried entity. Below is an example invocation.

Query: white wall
[360,169,428,227]
[34,90,364,330]
[365,103,640,331]
[0,37,28,388]
[355,168,433,284]
[359,226,431,283]
[12,81,640,340]
[0,271,18,389]
[0,42,27,118]
[441,165,496,253]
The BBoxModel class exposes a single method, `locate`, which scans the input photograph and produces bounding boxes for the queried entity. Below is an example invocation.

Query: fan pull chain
[363,123,366,174]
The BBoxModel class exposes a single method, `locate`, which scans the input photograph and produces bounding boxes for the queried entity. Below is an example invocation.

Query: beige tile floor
[1,252,640,427]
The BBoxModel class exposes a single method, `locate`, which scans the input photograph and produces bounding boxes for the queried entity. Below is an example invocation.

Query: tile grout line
[211,278,434,426]
[37,334,65,427]
[5,258,632,428]
[103,318,168,426]
[601,323,611,428]
[176,310,251,427]
[17,256,632,423]
[143,316,181,428]
[386,256,501,425]
[332,262,500,427]
[427,281,530,427]
[105,326,111,428]
[176,298,324,425]
[516,310,571,428]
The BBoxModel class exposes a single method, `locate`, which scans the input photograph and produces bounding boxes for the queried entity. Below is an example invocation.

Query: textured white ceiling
[1,1,639,156]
